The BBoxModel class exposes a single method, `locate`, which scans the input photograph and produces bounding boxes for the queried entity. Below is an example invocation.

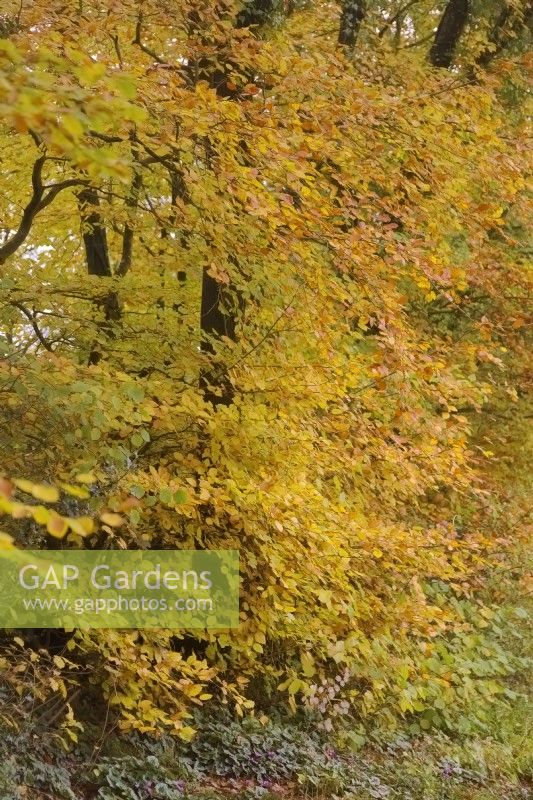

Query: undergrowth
[0,698,530,800]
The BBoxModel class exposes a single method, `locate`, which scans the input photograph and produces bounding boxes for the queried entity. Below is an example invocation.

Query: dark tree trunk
[78,186,112,277]
[429,0,469,68]
[236,0,276,28]
[116,156,142,278]
[199,267,238,406]
[477,2,533,66]
[78,186,120,364]
[338,0,367,49]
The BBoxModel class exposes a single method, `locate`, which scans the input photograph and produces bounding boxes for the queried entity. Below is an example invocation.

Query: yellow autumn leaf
[60,482,90,499]
[75,472,96,484]
[31,505,51,525]
[178,726,196,742]
[0,531,14,550]
[13,479,59,503]
[31,484,60,503]
[69,517,94,537]
[12,478,34,495]
[47,512,68,538]
[100,512,125,527]
[300,651,316,677]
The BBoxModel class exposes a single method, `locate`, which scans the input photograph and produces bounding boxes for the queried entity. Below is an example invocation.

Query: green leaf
[62,114,84,138]
[110,74,137,99]
[131,432,145,448]
[124,384,145,402]
[159,488,173,504]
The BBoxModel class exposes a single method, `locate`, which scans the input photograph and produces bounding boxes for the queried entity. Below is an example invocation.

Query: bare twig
[378,0,419,38]
[11,302,54,351]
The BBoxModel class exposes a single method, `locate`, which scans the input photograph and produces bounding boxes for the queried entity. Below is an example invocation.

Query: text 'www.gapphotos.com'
[22,596,214,615]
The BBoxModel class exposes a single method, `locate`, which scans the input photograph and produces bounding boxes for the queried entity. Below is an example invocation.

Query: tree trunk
[338,0,367,49]
[78,186,112,277]
[78,186,120,364]
[429,0,469,68]
[236,0,277,28]
[477,2,533,66]
[199,267,238,406]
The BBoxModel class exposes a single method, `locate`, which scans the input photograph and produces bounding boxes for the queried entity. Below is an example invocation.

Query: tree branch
[11,302,54,351]
[0,157,87,264]
[378,0,419,38]
[133,12,164,63]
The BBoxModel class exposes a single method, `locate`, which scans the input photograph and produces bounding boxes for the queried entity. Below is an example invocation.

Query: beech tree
[0,0,530,740]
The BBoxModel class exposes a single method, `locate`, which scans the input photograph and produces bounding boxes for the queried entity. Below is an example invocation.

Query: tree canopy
[0,0,531,741]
